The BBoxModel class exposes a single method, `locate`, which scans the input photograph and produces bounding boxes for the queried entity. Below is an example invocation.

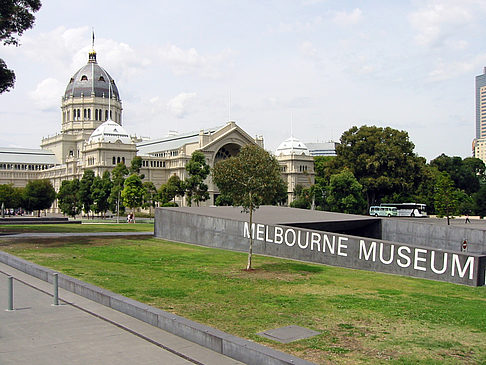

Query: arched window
[122,157,125,163]
[81,75,88,81]
[83,109,87,119]
[99,76,105,82]
[117,157,120,164]
[88,109,91,119]
[112,156,116,165]
[105,110,108,120]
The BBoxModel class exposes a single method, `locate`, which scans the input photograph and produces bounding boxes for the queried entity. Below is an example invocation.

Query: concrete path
[0,263,243,365]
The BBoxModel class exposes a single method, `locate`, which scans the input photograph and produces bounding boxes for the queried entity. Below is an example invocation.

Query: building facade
[0,47,315,211]
[473,67,486,163]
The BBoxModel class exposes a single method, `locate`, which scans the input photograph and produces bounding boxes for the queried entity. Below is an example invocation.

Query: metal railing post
[53,273,59,306]
[7,276,13,311]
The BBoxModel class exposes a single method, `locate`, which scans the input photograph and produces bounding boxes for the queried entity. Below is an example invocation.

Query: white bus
[369,206,398,217]
[380,203,428,217]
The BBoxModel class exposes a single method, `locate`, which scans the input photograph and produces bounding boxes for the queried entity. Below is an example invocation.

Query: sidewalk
[0,262,243,365]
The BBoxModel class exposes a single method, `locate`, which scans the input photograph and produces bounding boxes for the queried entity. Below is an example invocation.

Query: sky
[1,0,486,161]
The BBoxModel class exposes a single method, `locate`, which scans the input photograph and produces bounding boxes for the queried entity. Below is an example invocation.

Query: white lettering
[323,234,336,254]
[452,255,474,280]
[414,248,427,271]
[243,222,255,239]
[285,229,296,247]
[256,224,265,241]
[265,225,273,243]
[297,231,309,249]
[397,246,411,268]
[274,227,283,244]
[359,240,376,261]
[430,251,448,275]
[337,237,348,257]
[310,232,321,251]
[379,243,394,265]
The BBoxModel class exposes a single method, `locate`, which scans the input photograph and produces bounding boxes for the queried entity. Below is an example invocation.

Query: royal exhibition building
[0,47,334,211]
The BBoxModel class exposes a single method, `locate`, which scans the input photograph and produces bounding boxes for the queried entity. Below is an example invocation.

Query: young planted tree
[158,175,185,206]
[23,179,56,216]
[434,172,458,225]
[57,179,81,218]
[78,169,95,218]
[326,169,366,214]
[91,171,112,218]
[212,144,285,270]
[185,151,210,206]
[109,162,129,222]
[142,181,157,212]
[0,183,23,210]
[121,174,144,222]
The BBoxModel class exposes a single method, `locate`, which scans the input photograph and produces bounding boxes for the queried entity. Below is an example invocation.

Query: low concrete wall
[0,251,314,365]
[382,219,486,254]
[155,208,486,286]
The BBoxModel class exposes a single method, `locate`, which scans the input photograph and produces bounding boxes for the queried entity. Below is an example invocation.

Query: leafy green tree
[0,184,23,209]
[212,144,285,270]
[142,181,157,210]
[91,171,112,218]
[78,169,95,218]
[57,179,81,218]
[22,179,56,216]
[0,0,42,93]
[326,169,366,214]
[158,175,185,205]
[185,151,210,206]
[430,154,484,195]
[290,184,312,209]
[333,125,424,208]
[215,193,233,206]
[473,184,486,218]
[129,156,145,179]
[121,174,144,221]
[434,172,458,225]
[109,162,129,221]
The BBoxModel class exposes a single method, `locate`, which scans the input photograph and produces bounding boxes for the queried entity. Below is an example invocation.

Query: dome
[64,50,120,100]
[276,136,310,156]
[88,120,132,144]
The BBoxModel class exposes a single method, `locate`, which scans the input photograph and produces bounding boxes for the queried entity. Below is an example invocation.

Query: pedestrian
[465,214,471,224]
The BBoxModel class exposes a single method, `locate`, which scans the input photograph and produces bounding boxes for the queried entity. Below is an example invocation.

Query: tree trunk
[246,203,253,270]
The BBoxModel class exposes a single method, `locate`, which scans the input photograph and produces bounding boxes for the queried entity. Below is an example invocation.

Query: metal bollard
[7,276,13,311]
[53,273,59,306]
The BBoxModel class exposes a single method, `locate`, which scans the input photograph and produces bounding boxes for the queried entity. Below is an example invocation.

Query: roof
[0,147,58,165]
[64,51,120,100]
[276,136,310,156]
[137,126,222,155]
[88,120,132,144]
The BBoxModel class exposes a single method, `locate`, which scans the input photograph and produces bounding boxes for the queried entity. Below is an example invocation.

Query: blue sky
[1,0,485,160]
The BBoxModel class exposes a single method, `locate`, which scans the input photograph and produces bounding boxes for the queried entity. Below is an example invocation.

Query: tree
[212,144,285,270]
[57,179,81,218]
[91,171,112,218]
[290,184,312,209]
[334,125,424,208]
[326,169,366,214]
[129,156,145,179]
[158,175,185,205]
[109,162,129,222]
[121,174,144,222]
[78,169,95,218]
[185,151,210,206]
[434,172,458,225]
[142,181,157,211]
[22,179,56,216]
[0,0,42,93]
[0,183,22,209]
[473,184,486,218]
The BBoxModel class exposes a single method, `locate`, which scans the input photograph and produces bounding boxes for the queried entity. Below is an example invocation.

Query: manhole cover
[257,325,321,343]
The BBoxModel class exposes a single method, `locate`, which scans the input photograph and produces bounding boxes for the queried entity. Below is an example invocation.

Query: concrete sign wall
[155,208,486,286]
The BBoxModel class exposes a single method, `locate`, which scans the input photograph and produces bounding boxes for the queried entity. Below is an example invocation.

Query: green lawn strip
[1,237,485,364]
[0,223,154,233]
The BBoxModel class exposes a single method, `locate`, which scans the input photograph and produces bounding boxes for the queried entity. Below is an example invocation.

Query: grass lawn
[1,236,485,364]
[0,223,154,233]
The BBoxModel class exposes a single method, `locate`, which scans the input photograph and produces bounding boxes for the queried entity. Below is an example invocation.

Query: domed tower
[61,48,122,134]
[41,46,123,165]
[275,135,314,205]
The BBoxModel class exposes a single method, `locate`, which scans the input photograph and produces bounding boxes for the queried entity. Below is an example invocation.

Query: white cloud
[29,78,64,110]
[158,44,234,78]
[332,8,363,26]
[409,1,474,47]
[427,53,486,81]
[167,92,197,118]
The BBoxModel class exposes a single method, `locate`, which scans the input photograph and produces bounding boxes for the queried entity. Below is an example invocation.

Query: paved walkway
[0,263,243,365]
